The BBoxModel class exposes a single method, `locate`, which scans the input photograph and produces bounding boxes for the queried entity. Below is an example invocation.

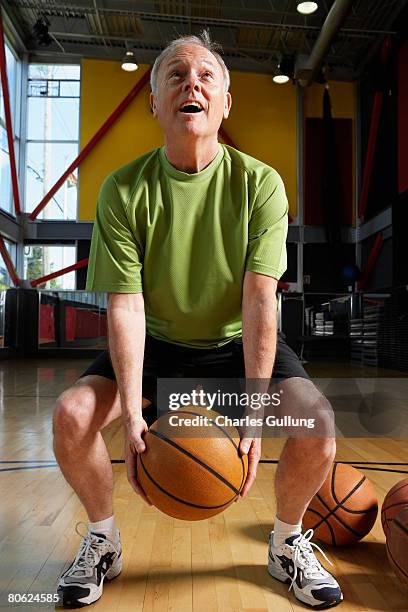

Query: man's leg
[53,373,152,608]
[275,436,335,521]
[266,342,343,608]
[53,375,120,521]
[53,374,151,521]
[273,378,336,525]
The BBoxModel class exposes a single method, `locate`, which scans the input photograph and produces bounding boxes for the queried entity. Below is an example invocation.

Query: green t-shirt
[86,144,288,348]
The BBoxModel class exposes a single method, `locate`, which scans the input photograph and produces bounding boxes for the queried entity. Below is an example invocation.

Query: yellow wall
[225,71,297,217]
[78,59,297,220]
[78,60,356,222]
[304,82,356,118]
[79,60,161,220]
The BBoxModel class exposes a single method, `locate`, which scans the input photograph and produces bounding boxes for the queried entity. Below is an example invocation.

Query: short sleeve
[245,169,288,279]
[86,175,143,293]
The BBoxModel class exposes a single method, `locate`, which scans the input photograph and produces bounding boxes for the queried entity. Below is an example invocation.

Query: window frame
[0,39,22,215]
[24,62,81,221]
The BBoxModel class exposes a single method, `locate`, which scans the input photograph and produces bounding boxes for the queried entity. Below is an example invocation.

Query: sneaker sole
[58,557,122,607]
[268,564,343,610]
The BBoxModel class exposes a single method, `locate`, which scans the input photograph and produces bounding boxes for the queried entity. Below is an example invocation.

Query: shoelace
[67,522,107,577]
[288,529,333,592]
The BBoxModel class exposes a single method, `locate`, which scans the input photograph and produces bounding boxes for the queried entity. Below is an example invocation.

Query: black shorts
[81,333,309,409]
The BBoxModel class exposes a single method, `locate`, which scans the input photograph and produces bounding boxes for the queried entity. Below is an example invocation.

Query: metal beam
[357,207,392,242]
[20,220,360,245]
[286,225,357,243]
[8,2,396,37]
[30,257,88,287]
[0,210,21,242]
[297,0,354,86]
[302,226,356,243]
[21,217,93,240]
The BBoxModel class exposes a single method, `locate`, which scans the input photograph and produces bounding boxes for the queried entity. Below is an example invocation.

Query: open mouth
[179,103,204,114]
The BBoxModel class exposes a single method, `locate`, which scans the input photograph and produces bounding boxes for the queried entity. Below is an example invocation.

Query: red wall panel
[304,118,353,226]
[39,304,55,344]
[398,41,408,194]
[65,306,77,341]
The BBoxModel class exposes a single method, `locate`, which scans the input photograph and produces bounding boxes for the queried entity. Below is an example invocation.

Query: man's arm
[240,270,278,496]
[108,292,151,504]
[108,292,145,428]
[242,271,278,379]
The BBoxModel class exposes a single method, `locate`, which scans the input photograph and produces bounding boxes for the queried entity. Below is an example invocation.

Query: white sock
[89,515,119,545]
[273,516,302,547]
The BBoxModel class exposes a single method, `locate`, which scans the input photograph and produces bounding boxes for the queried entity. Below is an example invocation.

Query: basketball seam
[169,410,240,452]
[382,501,408,511]
[331,463,377,515]
[304,507,337,545]
[138,454,236,510]
[313,492,366,539]
[331,463,367,507]
[153,410,246,491]
[148,428,241,496]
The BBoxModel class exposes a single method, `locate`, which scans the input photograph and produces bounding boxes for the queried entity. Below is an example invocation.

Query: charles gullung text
[168,414,316,429]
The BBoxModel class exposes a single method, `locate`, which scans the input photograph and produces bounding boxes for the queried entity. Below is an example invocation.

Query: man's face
[150,44,232,141]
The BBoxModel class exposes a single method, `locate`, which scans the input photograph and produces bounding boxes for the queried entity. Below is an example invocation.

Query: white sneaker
[268,529,343,609]
[57,522,122,607]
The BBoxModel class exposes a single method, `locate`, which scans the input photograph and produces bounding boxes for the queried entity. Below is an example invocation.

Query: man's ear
[150,92,157,116]
[223,91,232,119]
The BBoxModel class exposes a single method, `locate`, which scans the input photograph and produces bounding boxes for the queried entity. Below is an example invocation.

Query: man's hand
[239,430,262,498]
[124,418,152,505]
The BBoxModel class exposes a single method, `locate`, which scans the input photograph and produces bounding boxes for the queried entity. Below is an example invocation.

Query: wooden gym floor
[0,358,407,611]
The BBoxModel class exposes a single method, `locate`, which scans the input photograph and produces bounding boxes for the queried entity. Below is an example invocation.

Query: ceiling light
[297,2,318,15]
[273,55,295,84]
[273,74,290,84]
[121,50,138,72]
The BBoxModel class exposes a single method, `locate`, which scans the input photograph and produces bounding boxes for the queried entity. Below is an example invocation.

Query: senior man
[54,31,342,609]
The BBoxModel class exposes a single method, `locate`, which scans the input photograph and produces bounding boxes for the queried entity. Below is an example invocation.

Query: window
[0,42,18,125]
[0,128,12,213]
[25,64,80,220]
[0,239,17,289]
[0,42,21,214]
[24,244,76,289]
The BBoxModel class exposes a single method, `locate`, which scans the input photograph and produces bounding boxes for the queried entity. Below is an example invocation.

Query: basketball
[302,463,378,545]
[381,478,408,538]
[386,508,408,589]
[136,405,248,520]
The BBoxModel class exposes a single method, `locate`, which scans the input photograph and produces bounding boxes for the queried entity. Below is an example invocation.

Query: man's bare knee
[288,436,336,464]
[53,388,96,440]
[53,371,153,442]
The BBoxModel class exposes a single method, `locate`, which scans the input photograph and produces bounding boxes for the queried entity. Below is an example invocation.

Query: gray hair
[150,30,230,94]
